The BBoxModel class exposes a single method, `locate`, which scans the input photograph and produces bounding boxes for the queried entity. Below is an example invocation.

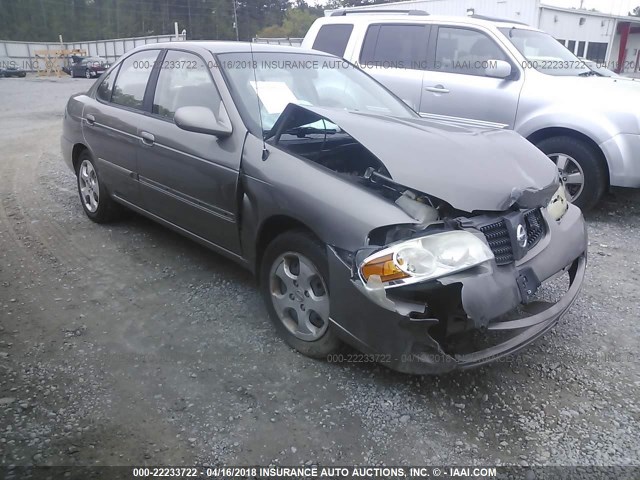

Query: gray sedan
[61,42,587,374]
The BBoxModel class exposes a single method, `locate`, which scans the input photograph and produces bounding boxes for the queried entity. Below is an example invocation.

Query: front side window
[434,27,508,76]
[500,28,591,76]
[312,24,353,58]
[152,50,221,120]
[111,49,160,110]
[217,52,417,135]
[96,67,119,102]
[360,24,427,69]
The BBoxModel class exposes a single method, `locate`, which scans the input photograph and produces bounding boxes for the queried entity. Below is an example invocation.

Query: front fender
[240,134,417,266]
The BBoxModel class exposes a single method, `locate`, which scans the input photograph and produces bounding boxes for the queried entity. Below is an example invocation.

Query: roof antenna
[249,39,269,161]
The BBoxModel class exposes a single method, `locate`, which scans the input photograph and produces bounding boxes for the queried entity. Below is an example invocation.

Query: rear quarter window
[312,24,354,58]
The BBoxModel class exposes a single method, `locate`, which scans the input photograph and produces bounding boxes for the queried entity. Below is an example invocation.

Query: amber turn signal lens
[360,253,408,283]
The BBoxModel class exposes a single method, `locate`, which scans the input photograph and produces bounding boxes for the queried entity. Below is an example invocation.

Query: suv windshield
[217,52,417,135]
[499,28,592,77]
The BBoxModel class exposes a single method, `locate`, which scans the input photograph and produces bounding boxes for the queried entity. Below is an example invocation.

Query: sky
[543,0,638,16]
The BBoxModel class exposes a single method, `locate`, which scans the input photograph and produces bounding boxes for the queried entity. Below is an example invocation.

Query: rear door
[81,49,160,204]
[136,49,242,254]
[420,25,523,128]
[357,23,429,111]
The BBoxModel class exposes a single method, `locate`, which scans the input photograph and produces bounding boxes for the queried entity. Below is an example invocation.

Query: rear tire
[76,150,121,223]
[260,230,342,359]
[535,135,607,211]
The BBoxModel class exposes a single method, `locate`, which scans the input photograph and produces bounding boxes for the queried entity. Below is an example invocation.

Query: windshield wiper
[284,126,339,138]
[578,70,598,77]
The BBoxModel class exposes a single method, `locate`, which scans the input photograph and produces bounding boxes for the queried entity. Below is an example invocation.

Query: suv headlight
[547,184,569,221]
[359,231,494,288]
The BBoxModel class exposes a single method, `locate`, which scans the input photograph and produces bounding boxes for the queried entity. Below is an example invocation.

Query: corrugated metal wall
[0,33,186,71]
[327,0,541,27]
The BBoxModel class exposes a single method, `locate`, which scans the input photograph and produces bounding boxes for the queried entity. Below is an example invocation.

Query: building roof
[540,3,640,23]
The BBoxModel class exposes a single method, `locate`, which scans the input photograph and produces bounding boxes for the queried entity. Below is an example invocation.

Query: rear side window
[152,50,222,120]
[312,24,353,57]
[360,24,427,69]
[111,49,160,110]
[96,67,118,102]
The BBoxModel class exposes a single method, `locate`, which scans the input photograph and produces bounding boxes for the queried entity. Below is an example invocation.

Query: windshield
[217,52,417,135]
[499,28,592,77]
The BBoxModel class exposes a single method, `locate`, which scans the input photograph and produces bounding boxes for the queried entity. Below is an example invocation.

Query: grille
[480,220,514,265]
[525,209,546,249]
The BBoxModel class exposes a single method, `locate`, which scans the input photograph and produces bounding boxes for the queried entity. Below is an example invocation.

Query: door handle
[425,85,450,94]
[85,114,96,126]
[140,131,155,146]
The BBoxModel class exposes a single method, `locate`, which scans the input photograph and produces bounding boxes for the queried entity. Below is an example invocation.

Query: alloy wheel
[79,159,99,213]
[547,153,585,203]
[269,252,330,341]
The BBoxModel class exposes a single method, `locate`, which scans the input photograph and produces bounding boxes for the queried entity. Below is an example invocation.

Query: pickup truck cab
[302,10,640,210]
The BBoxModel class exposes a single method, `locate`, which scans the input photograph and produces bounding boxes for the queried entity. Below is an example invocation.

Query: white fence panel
[0,33,185,71]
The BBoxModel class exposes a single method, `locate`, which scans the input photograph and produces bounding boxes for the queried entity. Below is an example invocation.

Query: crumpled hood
[289,105,559,213]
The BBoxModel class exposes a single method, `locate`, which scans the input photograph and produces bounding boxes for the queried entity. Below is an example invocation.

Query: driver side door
[136,49,243,255]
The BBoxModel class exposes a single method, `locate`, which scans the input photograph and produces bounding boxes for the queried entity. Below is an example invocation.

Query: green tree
[258,8,321,38]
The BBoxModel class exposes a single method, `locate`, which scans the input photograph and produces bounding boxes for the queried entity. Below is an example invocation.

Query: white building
[327,0,640,74]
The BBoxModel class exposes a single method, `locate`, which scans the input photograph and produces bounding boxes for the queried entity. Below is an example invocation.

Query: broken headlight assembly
[547,184,569,221]
[359,231,494,289]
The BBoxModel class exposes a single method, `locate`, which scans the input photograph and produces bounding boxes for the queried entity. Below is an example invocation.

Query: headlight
[359,231,494,288]
[547,184,569,221]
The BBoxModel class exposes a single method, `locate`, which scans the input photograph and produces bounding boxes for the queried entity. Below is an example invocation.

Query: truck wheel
[76,150,121,223]
[535,136,607,211]
[260,230,342,359]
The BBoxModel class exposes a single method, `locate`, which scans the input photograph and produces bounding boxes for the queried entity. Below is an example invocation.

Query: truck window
[312,24,353,58]
[360,24,427,69]
[434,27,508,76]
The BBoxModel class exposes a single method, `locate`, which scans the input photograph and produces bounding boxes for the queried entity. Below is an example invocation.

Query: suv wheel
[535,136,607,211]
[85,69,92,79]
[76,151,121,223]
[260,230,342,358]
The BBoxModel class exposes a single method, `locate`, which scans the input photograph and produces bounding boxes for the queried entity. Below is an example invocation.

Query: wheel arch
[526,127,610,185]
[254,215,321,277]
[71,143,89,173]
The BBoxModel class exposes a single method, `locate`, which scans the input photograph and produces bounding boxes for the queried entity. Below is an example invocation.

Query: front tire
[535,136,607,211]
[76,151,121,223]
[85,69,92,79]
[260,230,342,358]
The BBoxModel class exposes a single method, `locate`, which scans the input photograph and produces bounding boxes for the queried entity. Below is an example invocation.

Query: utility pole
[232,0,239,41]
[187,0,192,37]
[116,0,120,37]
[39,0,47,27]
[579,0,584,9]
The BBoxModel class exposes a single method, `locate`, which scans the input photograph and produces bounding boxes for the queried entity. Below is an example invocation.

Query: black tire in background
[76,150,121,223]
[260,230,342,359]
[535,135,608,211]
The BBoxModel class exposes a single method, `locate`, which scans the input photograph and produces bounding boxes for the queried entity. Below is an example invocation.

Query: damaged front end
[328,187,587,374]
[260,103,587,373]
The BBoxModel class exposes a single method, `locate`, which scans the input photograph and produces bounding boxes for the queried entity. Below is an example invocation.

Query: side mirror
[485,60,512,79]
[174,105,232,137]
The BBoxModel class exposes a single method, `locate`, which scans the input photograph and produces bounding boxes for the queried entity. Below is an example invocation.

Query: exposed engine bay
[266,106,446,236]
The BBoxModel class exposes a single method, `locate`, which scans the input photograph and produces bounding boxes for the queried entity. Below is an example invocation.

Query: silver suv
[302,10,640,210]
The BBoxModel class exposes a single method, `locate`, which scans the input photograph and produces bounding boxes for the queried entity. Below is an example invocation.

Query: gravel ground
[0,76,638,470]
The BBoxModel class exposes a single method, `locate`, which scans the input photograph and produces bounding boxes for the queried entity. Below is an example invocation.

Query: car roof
[135,41,321,56]
[314,12,540,31]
